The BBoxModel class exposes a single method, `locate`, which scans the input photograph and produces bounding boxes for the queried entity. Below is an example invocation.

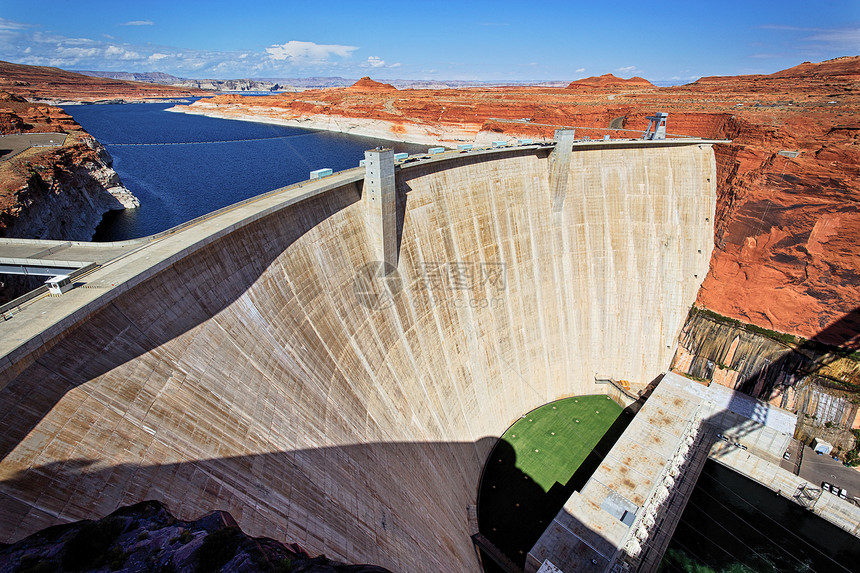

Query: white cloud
[0,21,392,79]
[121,20,154,26]
[0,18,29,30]
[616,65,640,75]
[758,24,860,52]
[105,45,141,60]
[56,45,100,59]
[805,27,860,50]
[575,67,586,73]
[265,40,357,64]
[361,56,401,69]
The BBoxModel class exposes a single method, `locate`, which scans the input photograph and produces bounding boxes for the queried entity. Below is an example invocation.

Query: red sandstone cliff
[0,91,138,239]
[173,60,860,345]
[565,73,653,90]
[347,76,397,91]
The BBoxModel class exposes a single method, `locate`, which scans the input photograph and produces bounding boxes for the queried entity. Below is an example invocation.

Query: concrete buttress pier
[0,140,719,573]
[363,148,398,271]
[549,129,575,212]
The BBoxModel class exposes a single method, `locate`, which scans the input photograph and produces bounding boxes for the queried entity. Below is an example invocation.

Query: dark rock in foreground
[0,500,391,573]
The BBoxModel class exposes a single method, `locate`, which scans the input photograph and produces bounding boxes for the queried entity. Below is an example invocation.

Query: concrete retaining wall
[0,143,716,572]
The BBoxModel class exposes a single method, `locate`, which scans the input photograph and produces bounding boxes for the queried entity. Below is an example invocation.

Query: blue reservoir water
[64,102,425,241]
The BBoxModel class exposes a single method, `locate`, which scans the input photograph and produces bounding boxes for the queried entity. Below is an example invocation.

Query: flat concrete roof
[527,371,800,572]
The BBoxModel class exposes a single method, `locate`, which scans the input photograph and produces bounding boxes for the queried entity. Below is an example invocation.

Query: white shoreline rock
[167,102,520,148]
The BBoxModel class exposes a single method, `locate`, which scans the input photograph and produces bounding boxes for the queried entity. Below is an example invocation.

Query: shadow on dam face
[0,439,496,571]
[0,145,717,571]
[477,403,635,569]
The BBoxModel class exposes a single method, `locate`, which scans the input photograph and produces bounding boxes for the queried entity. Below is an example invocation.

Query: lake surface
[64,101,425,241]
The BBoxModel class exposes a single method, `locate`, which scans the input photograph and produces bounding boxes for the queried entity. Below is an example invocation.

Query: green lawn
[478,395,632,569]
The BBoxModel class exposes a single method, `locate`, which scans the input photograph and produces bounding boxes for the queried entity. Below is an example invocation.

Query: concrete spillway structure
[0,140,716,572]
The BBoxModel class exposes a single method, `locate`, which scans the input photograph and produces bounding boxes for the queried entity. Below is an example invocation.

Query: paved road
[0,239,147,266]
[798,445,860,503]
[0,133,66,161]
[778,437,803,474]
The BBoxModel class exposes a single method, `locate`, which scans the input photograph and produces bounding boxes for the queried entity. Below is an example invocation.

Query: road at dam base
[0,143,716,572]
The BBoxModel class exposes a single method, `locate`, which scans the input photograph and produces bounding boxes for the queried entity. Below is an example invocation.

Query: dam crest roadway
[2,133,730,572]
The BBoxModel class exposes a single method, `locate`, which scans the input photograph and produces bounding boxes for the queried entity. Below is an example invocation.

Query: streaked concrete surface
[0,141,716,572]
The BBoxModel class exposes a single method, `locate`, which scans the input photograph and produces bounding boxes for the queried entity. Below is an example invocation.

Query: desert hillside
[172,57,860,345]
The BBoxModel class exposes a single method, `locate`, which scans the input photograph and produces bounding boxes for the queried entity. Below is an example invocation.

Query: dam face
[0,143,715,572]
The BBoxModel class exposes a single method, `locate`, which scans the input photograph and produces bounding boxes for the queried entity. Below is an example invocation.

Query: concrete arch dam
[0,140,716,572]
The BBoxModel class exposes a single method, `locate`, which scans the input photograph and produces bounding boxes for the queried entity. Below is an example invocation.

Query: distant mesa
[566,73,654,90]
[692,55,860,85]
[347,76,397,91]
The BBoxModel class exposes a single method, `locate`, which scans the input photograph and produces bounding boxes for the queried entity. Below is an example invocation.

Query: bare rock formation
[347,77,397,92]
[0,90,139,241]
[0,500,392,573]
[1,136,138,240]
[0,60,207,103]
[565,73,653,90]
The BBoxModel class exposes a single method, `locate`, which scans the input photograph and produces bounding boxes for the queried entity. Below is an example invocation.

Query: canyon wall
[671,309,860,442]
[1,138,138,241]
[0,143,714,572]
[1,92,139,243]
[0,136,139,303]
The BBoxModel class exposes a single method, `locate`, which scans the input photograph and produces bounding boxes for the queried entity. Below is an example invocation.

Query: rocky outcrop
[565,73,653,90]
[0,92,79,133]
[0,137,138,240]
[0,500,392,573]
[671,307,860,451]
[346,77,397,92]
[0,91,139,241]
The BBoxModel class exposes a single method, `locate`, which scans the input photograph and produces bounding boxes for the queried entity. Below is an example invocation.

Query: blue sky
[1,0,857,83]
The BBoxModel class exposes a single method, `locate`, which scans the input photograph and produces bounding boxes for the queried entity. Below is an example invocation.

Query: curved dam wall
[0,143,715,572]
